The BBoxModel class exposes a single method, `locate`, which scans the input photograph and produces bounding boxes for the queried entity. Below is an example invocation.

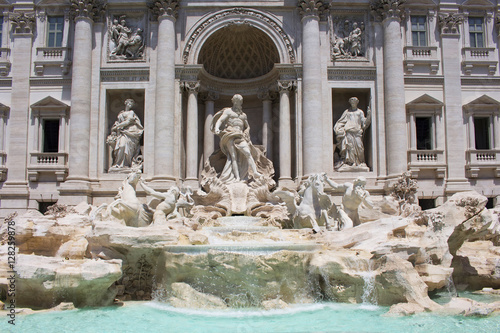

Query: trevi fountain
[1,95,500,332]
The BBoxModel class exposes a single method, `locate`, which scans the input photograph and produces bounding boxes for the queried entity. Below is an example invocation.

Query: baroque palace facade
[0,0,499,216]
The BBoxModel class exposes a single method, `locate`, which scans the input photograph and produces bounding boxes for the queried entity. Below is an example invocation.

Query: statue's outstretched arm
[139,180,166,200]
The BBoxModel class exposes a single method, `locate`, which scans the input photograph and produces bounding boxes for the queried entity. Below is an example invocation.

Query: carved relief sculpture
[107,98,144,172]
[334,97,371,171]
[331,19,365,60]
[109,15,145,60]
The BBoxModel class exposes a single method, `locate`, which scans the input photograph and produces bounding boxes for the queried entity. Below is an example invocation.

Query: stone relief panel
[330,13,367,61]
[107,11,147,62]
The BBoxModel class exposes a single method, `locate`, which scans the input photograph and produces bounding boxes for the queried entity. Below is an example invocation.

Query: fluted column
[298,0,327,176]
[371,0,407,177]
[150,0,179,181]
[257,90,275,158]
[4,12,35,192]
[278,81,294,182]
[66,1,103,182]
[438,13,469,192]
[202,91,218,162]
[183,81,200,181]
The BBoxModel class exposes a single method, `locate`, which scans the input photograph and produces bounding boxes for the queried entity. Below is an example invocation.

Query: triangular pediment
[407,94,443,106]
[36,0,70,6]
[462,0,494,7]
[406,0,437,6]
[31,96,69,109]
[464,94,500,107]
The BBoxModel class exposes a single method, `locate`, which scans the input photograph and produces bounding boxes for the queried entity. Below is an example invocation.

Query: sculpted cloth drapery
[107,99,144,171]
[208,94,273,183]
[334,97,371,167]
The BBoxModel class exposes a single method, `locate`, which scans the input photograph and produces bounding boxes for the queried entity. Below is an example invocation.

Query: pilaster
[183,80,200,185]
[438,12,470,193]
[277,80,294,186]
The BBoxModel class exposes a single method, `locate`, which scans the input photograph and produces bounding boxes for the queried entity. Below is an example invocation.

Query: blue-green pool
[2,301,500,333]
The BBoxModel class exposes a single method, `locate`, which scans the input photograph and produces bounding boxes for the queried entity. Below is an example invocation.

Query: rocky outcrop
[10,254,122,308]
[168,282,227,309]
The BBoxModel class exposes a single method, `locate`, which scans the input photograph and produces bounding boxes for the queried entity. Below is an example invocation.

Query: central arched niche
[198,24,280,80]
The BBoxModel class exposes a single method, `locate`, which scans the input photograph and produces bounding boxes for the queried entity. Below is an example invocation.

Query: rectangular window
[47,16,64,47]
[469,17,484,48]
[416,116,432,150]
[411,16,427,47]
[418,198,436,210]
[42,119,59,153]
[474,117,490,149]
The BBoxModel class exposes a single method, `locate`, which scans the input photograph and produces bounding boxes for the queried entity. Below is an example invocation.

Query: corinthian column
[67,1,103,182]
[257,89,275,158]
[371,0,407,178]
[298,0,327,176]
[278,81,294,184]
[150,0,179,182]
[59,0,104,204]
[183,81,200,182]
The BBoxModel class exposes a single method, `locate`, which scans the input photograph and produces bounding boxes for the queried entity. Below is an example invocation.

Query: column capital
[438,12,464,36]
[10,12,36,35]
[277,80,296,93]
[370,0,406,22]
[149,0,180,21]
[69,0,106,22]
[200,91,219,102]
[181,80,200,93]
[258,89,278,101]
[297,0,328,20]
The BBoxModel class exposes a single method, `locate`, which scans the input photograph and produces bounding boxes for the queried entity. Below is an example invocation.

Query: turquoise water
[2,302,500,333]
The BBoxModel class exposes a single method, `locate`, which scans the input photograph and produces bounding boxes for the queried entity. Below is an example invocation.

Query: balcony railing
[34,47,72,76]
[403,46,439,74]
[466,149,500,178]
[0,48,11,76]
[28,152,68,181]
[408,149,446,178]
[462,47,497,75]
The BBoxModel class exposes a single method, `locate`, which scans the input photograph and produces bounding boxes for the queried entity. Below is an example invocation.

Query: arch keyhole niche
[198,24,280,80]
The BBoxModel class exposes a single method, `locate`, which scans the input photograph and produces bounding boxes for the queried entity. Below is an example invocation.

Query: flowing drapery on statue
[205,94,273,183]
[107,98,144,172]
[334,97,371,171]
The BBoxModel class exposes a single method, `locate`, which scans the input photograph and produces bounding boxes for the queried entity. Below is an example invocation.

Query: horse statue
[275,173,334,233]
[91,171,153,227]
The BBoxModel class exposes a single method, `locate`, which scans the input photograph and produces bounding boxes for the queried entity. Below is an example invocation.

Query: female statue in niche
[334,97,371,171]
[107,98,144,172]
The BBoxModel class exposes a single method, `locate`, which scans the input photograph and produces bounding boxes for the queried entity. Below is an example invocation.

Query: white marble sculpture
[110,15,144,59]
[275,173,334,233]
[334,97,371,171]
[92,172,152,227]
[139,180,182,225]
[208,94,273,183]
[323,174,373,229]
[107,98,144,172]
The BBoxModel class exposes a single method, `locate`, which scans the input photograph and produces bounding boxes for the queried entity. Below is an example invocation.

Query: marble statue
[276,173,334,233]
[323,174,373,229]
[348,22,362,57]
[139,180,182,225]
[107,98,144,172]
[334,97,371,171]
[92,172,153,227]
[209,94,271,183]
[110,15,144,59]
